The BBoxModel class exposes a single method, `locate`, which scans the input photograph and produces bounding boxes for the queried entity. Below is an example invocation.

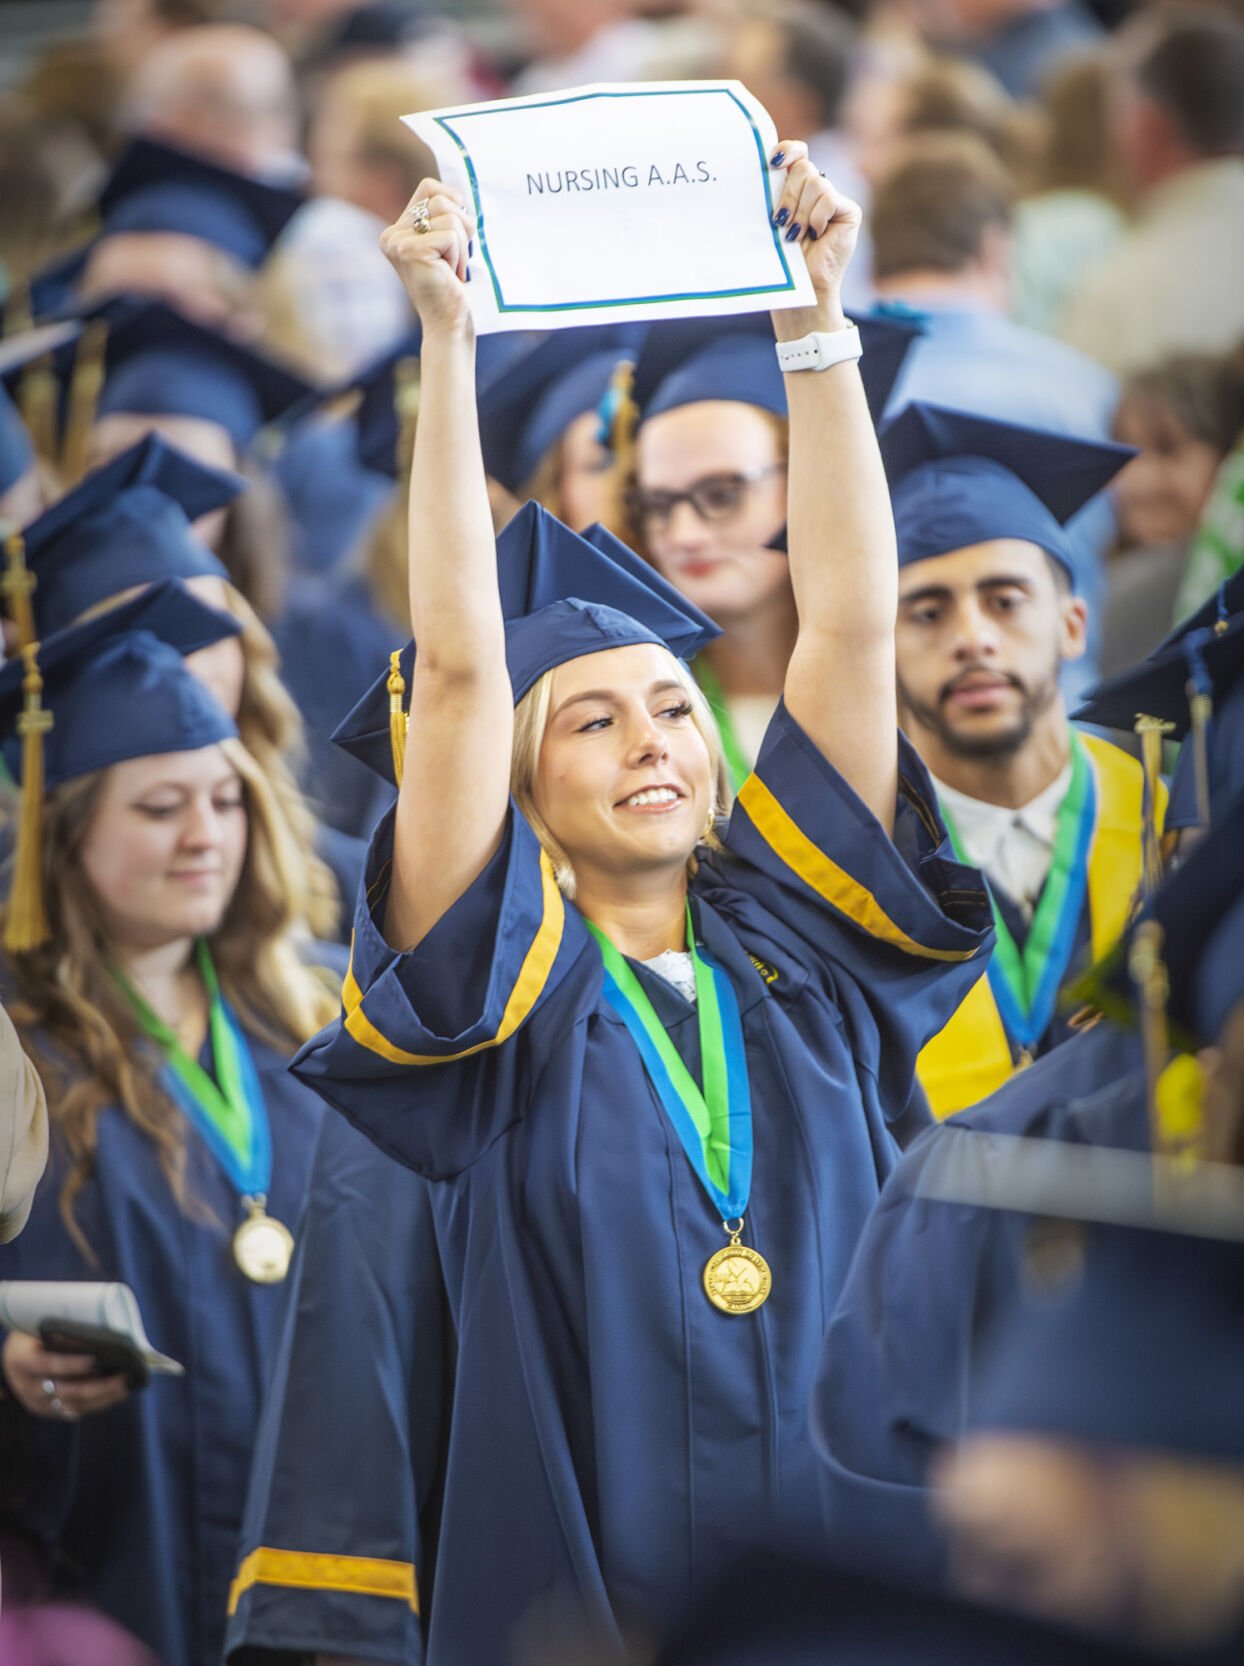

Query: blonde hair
[3,737,339,1260]
[510,649,732,899]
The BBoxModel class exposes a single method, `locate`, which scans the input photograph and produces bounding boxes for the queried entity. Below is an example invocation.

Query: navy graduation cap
[630,309,921,431]
[0,577,240,953]
[331,501,720,785]
[878,402,1133,581]
[98,136,303,268]
[18,433,240,637]
[477,324,644,495]
[348,329,538,480]
[1075,572,1244,830]
[96,301,315,451]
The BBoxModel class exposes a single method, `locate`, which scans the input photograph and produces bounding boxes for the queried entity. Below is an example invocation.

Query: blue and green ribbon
[113,939,271,1198]
[940,732,1096,1054]
[585,906,752,1221]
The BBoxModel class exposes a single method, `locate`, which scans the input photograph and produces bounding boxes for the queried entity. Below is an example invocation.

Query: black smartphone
[38,1321,151,1391]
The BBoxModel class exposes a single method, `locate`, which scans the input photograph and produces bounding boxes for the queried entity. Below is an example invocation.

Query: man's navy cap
[96,301,315,450]
[878,402,1133,581]
[970,1220,1244,1465]
[19,434,239,636]
[0,386,33,497]
[632,309,921,430]
[331,502,720,783]
[478,324,645,495]
[0,580,240,788]
[98,136,303,269]
[347,329,539,480]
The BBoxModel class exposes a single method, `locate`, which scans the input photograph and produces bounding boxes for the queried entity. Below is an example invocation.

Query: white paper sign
[404,80,815,334]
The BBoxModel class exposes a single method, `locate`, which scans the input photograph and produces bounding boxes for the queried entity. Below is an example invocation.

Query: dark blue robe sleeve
[226,1112,447,1664]
[289,801,584,1178]
[713,702,993,1107]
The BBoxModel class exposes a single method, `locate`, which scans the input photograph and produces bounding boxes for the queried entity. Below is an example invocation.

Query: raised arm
[771,147,899,833]
[378,182,514,949]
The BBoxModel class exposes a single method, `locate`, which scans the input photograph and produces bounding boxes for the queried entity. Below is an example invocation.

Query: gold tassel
[58,319,108,488]
[18,352,59,466]
[4,642,52,954]
[1187,688,1213,832]
[1134,713,1174,897]
[1129,919,1170,1160]
[387,649,409,789]
[603,357,639,544]
[2,531,37,647]
[393,356,420,479]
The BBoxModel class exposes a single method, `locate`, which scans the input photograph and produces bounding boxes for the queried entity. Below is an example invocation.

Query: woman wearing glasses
[624,313,913,788]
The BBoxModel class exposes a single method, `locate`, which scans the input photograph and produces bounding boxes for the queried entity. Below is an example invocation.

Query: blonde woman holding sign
[228,145,992,1664]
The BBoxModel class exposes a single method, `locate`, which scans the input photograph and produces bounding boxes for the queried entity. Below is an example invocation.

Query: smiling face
[79,745,249,950]
[895,539,1086,763]
[635,401,789,627]
[527,643,715,894]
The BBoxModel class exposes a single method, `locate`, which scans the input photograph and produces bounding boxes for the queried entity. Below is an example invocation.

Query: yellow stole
[917,734,1166,1120]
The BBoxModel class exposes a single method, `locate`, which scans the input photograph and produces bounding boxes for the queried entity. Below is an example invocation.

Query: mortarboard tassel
[1128,919,1204,1169]
[1181,628,1215,832]
[1134,713,1174,897]
[59,319,109,488]
[387,649,409,789]
[1,534,52,953]
[393,356,420,479]
[602,357,639,543]
[18,352,59,468]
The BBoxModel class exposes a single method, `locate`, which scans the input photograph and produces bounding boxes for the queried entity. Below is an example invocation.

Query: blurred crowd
[0,0,1241,1662]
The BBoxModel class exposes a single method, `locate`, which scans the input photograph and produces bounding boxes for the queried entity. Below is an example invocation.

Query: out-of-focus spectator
[505,0,693,93]
[1012,52,1128,333]
[1099,350,1244,668]
[853,53,1037,193]
[1174,343,1244,619]
[121,24,302,182]
[0,1001,48,1244]
[908,0,1104,99]
[260,59,455,378]
[1058,5,1244,376]
[722,0,872,304]
[0,99,96,318]
[872,134,1119,680]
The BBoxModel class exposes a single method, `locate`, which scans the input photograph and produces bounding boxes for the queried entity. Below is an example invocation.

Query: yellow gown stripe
[736,773,980,963]
[341,849,564,1066]
[918,736,1163,1119]
[227,1547,419,1614]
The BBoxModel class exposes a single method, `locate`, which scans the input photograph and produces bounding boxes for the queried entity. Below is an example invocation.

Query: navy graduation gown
[0,1024,327,1666]
[263,706,992,1662]
[813,1022,1148,1590]
[226,1108,448,1665]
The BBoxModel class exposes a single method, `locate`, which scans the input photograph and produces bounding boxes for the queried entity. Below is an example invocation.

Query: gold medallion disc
[703,1243,772,1315]
[232,1203,294,1284]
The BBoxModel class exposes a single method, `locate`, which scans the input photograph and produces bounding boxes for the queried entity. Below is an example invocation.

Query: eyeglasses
[626,465,786,533]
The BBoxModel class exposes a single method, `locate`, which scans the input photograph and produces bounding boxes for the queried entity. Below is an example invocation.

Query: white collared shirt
[933,764,1074,922]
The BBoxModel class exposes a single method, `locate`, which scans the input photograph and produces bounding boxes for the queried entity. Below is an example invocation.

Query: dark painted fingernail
[807,227,819,240]
[770,149,786,166]
[468,238,474,257]
[785,221,801,242]
[773,206,789,227]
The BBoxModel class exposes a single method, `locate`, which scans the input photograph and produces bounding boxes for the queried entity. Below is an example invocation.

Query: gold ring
[408,199,432,235]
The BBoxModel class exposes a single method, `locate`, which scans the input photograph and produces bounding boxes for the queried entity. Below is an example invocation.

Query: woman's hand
[766,140,862,338]
[379,177,476,338]
[2,1330,131,1420]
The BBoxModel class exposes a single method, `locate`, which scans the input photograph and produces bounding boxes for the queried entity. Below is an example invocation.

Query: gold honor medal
[232,1196,294,1284]
[703,1220,772,1316]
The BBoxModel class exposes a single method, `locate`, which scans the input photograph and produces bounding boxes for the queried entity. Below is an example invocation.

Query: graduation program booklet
[404,80,817,333]
[0,1281,185,1376]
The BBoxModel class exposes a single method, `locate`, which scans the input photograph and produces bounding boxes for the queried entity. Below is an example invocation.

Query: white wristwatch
[775,322,862,374]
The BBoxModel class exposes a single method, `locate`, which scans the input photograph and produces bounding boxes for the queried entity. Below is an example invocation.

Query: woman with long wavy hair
[0,583,339,1666]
